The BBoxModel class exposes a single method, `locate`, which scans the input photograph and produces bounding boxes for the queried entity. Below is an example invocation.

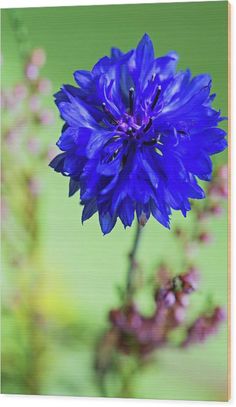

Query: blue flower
[50,34,227,234]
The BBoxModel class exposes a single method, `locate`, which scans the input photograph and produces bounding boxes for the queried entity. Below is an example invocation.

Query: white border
[0,0,230,9]
[1,0,235,406]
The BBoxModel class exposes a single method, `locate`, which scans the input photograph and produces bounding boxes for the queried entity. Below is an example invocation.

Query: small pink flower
[218,164,228,181]
[174,307,186,324]
[182,307,226,347]
[37,78,52,94]
[178,294,189,307]
[14,83,28,100]
[29,95,41,112]
[213,307,226,322]
[198,231,213,245]
[27,137,41,154]
[197,211,209,221]
[46,146,58,161]
[210,204,224,217]
[6,129,21,149]
[163,291,176,307]
[39,109,54,125]
[25,63,39,81]
[4,91,18,109]
[31,48,46,67]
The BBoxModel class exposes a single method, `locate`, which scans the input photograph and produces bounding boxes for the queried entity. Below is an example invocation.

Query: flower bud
[37,78,52,94]
[25,63,39,81]
[31,48,46,67]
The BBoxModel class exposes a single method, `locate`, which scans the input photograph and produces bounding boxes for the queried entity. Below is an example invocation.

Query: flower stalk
[126,221,143,299]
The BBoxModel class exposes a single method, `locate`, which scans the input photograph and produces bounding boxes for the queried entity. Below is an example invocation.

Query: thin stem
[95,221,143,397]
[126,221,143,298]
[8,9,31,61]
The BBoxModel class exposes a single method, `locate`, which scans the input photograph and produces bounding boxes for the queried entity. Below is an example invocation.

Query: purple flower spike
[182,307,226,347]
[50,34,227,234]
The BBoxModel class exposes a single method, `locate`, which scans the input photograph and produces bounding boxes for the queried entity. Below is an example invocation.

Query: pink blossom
[31,48,46,67]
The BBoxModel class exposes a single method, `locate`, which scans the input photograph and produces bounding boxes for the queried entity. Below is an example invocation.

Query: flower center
[102,84,162,140]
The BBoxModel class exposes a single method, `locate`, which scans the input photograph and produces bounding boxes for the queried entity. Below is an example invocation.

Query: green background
[2,1,228,401]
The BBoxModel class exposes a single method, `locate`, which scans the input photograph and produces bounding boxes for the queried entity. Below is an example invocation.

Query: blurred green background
[1,1,228,401]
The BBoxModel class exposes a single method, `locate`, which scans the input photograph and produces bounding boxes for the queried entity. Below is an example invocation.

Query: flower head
[50,34,227,234]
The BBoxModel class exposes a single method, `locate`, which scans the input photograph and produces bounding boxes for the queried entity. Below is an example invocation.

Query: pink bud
[213,307,226,322]
[27,137,41,154]
[25,63,39,81]
[218,165,227,181]
[178,294,189,307]
[4,91,18,109]
[47,146,58,161]
[29,95,41,112]
[39,109,54,125]
[183,267,200,292]
[219,185,228,199]
[14,84,28,100]
[197,211,209,221]
[210,204,223,217]
[198,232,213,245]
[208,185,220,199]
[31,48,46,67]
[174,307,186,323]
[6,129,20,149]
[37,78,52,94]
[164,291,176,307]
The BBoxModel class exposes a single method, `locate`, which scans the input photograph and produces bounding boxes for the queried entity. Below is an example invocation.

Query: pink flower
[31,48,46,67]
[29,95,41,112]
[27,137,41,155]
[39,109,54,125]
[25,63,39,81]
[37,78,52,94]
[182,307,226,347]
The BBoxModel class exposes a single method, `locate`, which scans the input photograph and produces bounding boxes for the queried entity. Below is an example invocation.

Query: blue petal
[86,130,115,158]
[135,34,154,84]
[59,88,98,127]
[74,70,93,88]
[192,128,227,155]
[118,197,134,228]
[111,47,123,60]
[57,127,78,151]
[54,89,68,107]
[185,151,213,181]
[92,56,111,76]
[82,198,97,222]
[69,178,80,197]
[150,199,170,229]
[49,153,67,172]
[152,52,179,82]
[99,212,117,235]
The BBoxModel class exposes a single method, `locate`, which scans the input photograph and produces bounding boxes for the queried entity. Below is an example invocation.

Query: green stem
[8,9,31,61]
[95,221,143,396]
[126,221,143,298]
